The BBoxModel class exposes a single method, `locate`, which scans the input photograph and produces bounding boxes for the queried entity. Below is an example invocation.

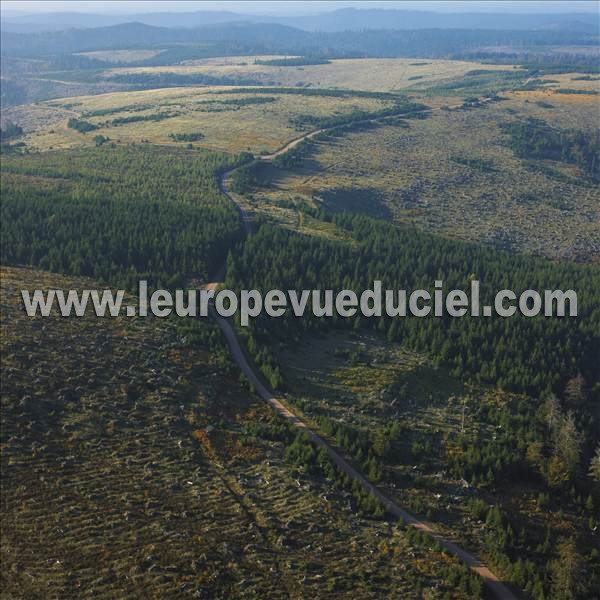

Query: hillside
[1,6,599,599]
[1,266,485,598]
[2,7,598,34]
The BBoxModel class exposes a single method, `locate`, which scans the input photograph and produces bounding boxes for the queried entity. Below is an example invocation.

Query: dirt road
[207,100,518,600]
[209,306,517,600]
[256,97,492,161]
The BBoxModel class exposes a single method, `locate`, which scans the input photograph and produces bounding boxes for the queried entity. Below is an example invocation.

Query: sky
[3,1,598,15]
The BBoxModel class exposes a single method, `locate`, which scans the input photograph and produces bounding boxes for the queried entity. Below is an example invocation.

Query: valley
[1,5,599,599]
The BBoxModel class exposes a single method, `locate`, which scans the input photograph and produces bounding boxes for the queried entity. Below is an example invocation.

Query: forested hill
[2,21,598,60]
[226,217,600,398]
[2,8,598,34]
[0,147,243,289]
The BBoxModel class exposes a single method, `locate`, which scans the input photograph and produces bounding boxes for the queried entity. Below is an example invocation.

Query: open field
[104,57,514,92]
[78,49,164,63]
[251,90,599,261]
[11,62,597,261]
[539,72,600,93]
[503,88,599,130]
[1,266,482,599]
[20,87,398,154]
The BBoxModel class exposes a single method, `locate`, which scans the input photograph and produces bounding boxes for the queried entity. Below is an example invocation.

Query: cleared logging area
[102,57,514,92]
[1,266,484,599]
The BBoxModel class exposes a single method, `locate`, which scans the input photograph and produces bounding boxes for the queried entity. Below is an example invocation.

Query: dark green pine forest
[1,146,243,289]
[1,143,598,401]
[225,216,600,398]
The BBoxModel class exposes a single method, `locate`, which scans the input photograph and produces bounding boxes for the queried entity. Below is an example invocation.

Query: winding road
[208,101,519,600]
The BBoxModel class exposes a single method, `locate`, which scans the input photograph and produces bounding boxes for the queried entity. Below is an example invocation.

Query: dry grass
[78,49,164,63]
[23,87,395,154]
[10,60,598,258]
[0,103,76,133]
[254,93,599,261]
[183,55,301,66]
[103,57,513,93]
[500,72,599,130]
[548,72,600,92]
[503,88,598,130]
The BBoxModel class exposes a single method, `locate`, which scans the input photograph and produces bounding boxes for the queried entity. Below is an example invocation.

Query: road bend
[206,101,518,600]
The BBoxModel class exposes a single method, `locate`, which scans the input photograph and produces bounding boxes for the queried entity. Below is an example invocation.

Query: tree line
[1,145,244,289]
[226,216,600,398]
[503,117,600,182]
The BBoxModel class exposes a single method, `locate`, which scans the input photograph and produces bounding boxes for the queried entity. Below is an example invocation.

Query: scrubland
[251,87,599,261]
[21,87,397,154]
[104,57,514,92]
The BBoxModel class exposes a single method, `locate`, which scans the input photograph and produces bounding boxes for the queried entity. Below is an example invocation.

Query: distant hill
[288,8,600,34]
[0,22,310,57]
[1,7,598,34]
[0,10,259,33]
[1,21,597,59]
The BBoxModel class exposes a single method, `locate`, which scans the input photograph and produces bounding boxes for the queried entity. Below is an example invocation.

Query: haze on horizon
[2,0,597,15]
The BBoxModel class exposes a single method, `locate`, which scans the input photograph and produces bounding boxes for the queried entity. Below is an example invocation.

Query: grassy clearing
[498,89,599,131]
[78,49,164,63]
[279,331,461,429]
[22,86,396,153]
[548,72,600,92]
[253,92,599,261]
[103,57,513,93]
